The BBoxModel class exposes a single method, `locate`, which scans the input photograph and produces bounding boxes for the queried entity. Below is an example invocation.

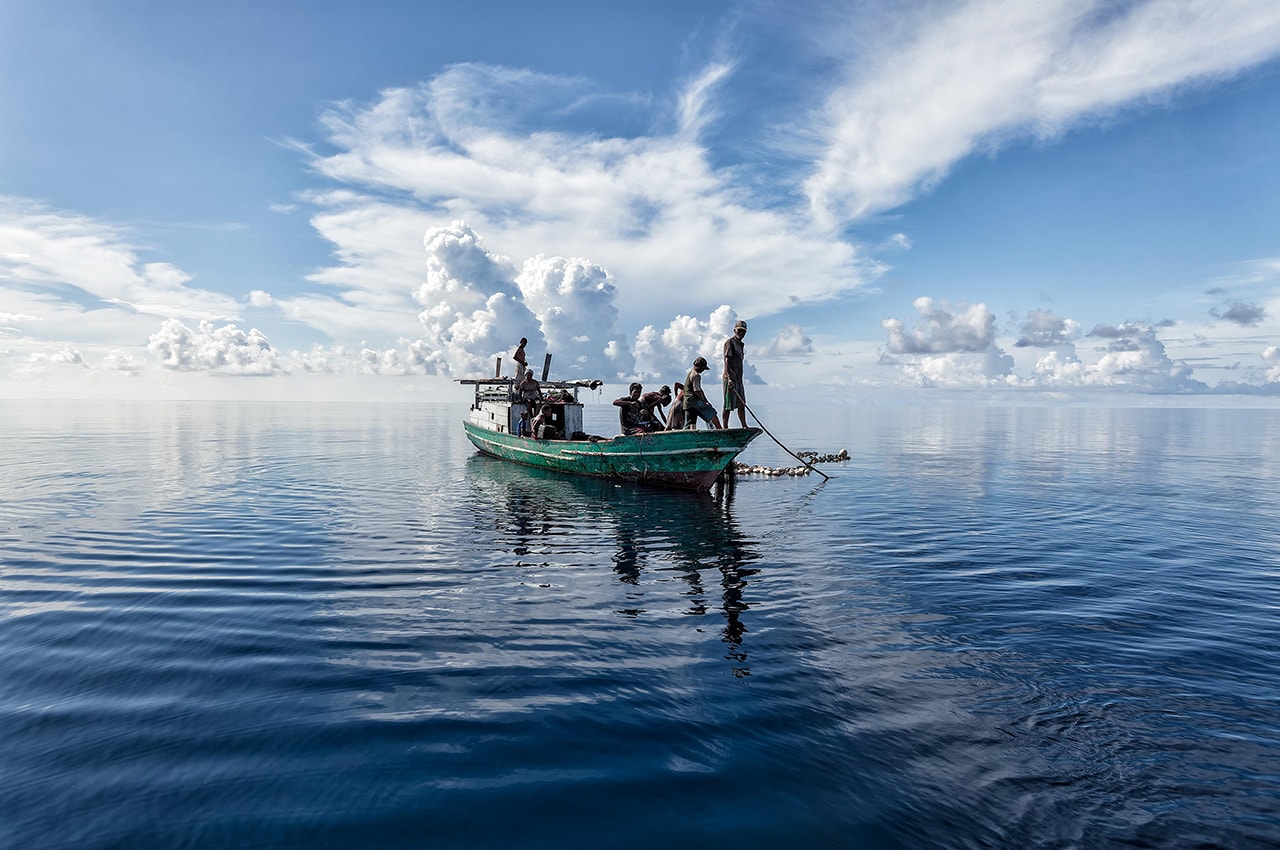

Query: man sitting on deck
[613,383,644,434]
[531,403,562,440]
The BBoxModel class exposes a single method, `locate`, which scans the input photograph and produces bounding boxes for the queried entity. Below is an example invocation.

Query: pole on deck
[495,357,502,377]
[541,353,552,382]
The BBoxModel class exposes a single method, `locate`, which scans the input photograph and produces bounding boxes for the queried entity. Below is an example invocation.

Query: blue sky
[3,0,1280,400]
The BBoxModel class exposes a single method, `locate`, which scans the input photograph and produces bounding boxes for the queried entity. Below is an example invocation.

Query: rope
[731,387,831,481]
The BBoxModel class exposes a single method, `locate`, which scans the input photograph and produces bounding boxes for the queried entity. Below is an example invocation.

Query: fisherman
[531,402,561,440]
[637,385,671,431]
[613,382,646,435]
[721,319,748,428]
[512,337,529,378]
[666,382,686,430]
[682,357,722,429]
[515,370,541,415]
[515,407,532,438]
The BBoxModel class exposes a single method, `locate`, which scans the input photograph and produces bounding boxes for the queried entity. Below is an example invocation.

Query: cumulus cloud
[1210,300,1267,326]
[874,296,1277,393]
[29,344,87,367]
[806,0,1280,222]
[883,297,999,354]
[248,290,274,308]
[633,305,764,383]
[1015,308,1082,347]
[101,351,143,376]
[147,319,283,375]
[758,324,815,357]
[879,297,1022,386]
[1078,322,1205,391]
[515,255,633,379]
[1028,321,1208,392]
[411,221,543,376]
[875,306,1209,392]
[1262,344,1280,382]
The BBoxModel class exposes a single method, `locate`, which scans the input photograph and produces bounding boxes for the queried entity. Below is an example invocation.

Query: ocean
[2,400,1278,849]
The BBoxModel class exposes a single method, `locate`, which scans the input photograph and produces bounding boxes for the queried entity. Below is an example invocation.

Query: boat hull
[463,421,761,491]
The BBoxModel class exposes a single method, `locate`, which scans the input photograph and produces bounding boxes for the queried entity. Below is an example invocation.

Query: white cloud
[248,290,274,308]
[806,0,1280,222]
[101,350,143,376]
[302,64,868,332]
[411,220,542,376]
[883,296,1000,354]
[1015,308,1082,347]
[633,305,764,384]
[1260,344,1280,382]
[30,344,87,367]
[758,324,815,358]
[0,196,241,333]
[276,194,435,343]
[878,298,1219,391]
[515,254,633,379]
[147,319,283,376]
[1072,322,1207,391]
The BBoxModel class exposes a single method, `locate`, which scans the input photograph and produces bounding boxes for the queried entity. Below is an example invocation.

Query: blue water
[2,400,1278,849]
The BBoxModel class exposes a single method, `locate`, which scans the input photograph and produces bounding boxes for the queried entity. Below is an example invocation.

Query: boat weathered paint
[459,378,760,492]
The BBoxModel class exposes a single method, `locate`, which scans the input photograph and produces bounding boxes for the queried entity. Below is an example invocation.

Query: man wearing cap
[683,356,723,429]
[722,319,748,428]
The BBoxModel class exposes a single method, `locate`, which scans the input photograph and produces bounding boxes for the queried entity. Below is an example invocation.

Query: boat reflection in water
[464,454,760,676]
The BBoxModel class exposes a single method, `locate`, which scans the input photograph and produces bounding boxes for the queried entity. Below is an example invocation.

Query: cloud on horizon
[876,300,1280,393]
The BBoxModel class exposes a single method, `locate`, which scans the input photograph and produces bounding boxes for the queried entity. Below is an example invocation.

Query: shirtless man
[638,386,671,430]
[512,337,529,378]
[613,383,646,434]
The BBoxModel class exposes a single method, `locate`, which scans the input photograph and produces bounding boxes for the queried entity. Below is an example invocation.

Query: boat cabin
[458,378,599,440]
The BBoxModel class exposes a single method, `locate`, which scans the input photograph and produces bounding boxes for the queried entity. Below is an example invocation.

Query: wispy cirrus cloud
[805,0,1280,223]
[0,197,241,329]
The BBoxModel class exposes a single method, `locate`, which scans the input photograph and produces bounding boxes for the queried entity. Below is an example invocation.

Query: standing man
[515,369,541,417]
[512,337,529,378]
[721,320,748,428]
[683,357,723,430]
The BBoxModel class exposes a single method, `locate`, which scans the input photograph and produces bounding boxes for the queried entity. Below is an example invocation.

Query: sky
[3,0,1280,402]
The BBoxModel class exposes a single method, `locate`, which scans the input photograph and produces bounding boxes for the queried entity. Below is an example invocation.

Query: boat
[458,377,761,491]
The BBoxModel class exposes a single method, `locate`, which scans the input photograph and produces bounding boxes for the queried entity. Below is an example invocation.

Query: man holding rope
[721,319,748,429]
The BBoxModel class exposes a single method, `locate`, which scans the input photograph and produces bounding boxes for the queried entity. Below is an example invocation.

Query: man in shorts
[682,357,722,429]
[721,319,748,428]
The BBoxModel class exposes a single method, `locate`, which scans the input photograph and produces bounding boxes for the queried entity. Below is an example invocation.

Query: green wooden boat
[459,378,761,491]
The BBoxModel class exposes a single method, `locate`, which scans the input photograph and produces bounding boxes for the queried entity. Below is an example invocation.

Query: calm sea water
[2,400,1278,849]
